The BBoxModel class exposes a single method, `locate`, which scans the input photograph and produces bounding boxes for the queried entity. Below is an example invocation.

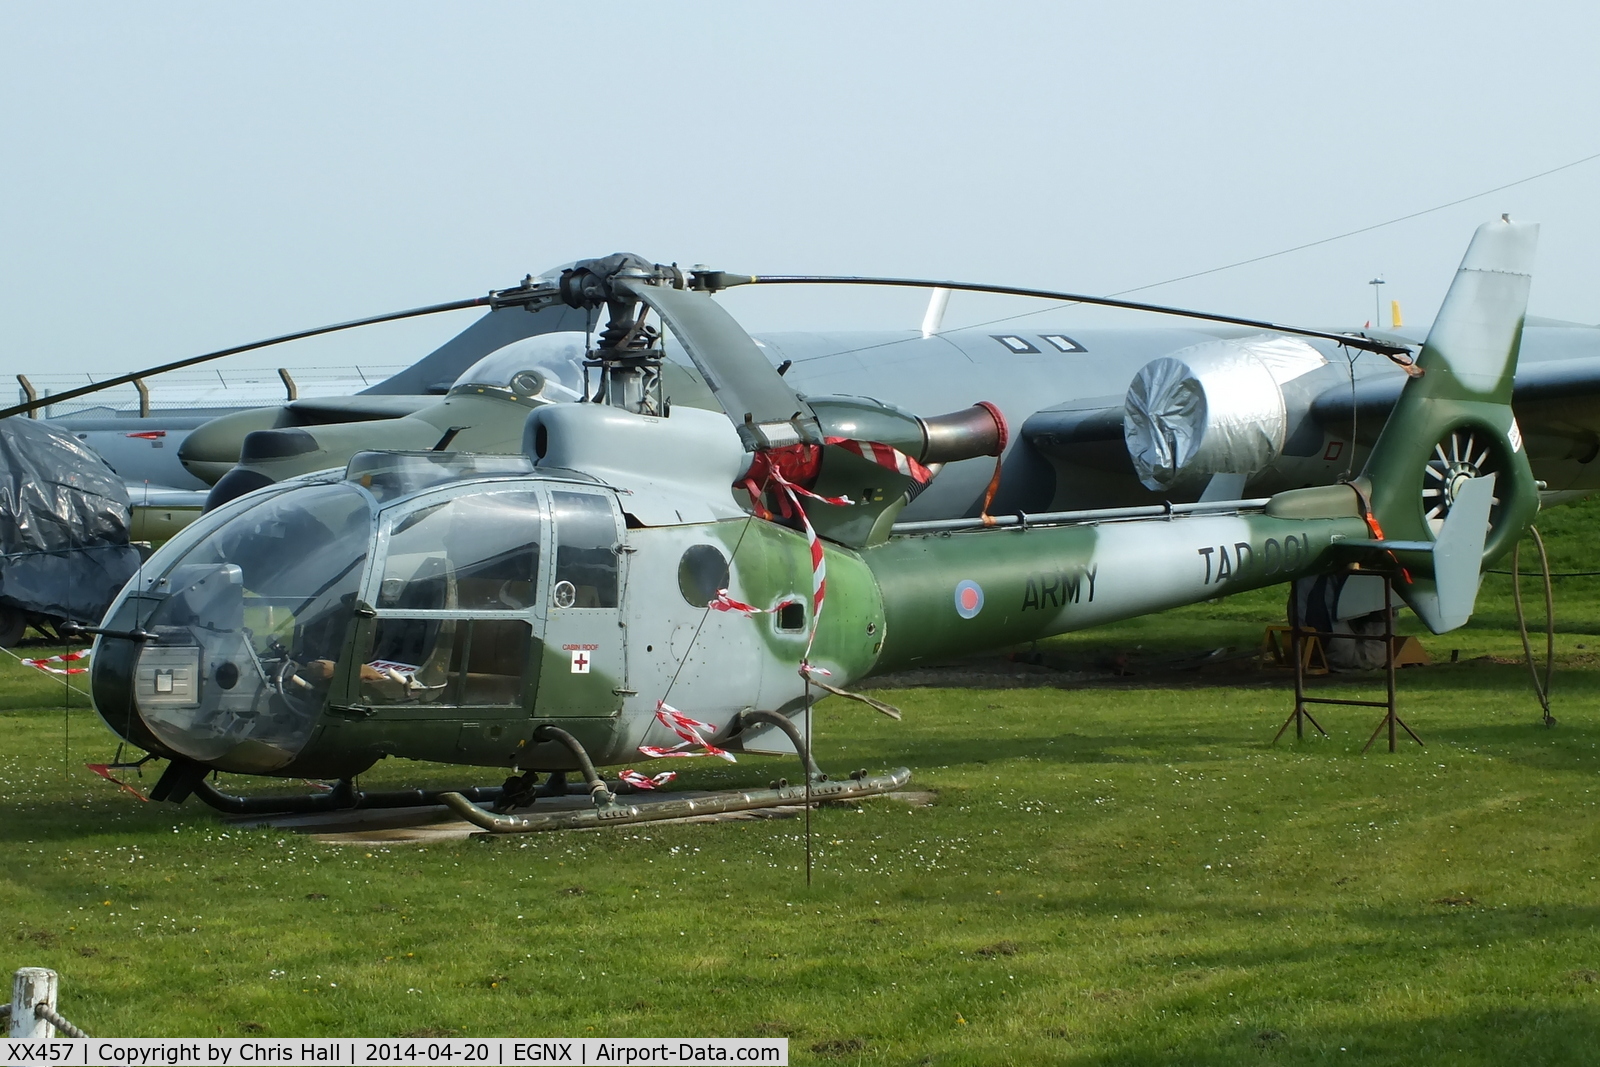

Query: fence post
[11,968,58,1038]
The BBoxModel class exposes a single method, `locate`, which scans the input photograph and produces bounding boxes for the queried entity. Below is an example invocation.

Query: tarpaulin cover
[0,417,140,623]
[1123,335,1327,491]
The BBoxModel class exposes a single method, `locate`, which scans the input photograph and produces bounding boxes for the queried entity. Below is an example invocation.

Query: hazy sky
[2,2,1597,386]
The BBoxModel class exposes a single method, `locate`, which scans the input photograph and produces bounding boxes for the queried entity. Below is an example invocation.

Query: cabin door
[536,487,628,717]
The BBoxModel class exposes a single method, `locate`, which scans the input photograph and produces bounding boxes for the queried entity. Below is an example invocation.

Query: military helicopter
[80,218,1537,832]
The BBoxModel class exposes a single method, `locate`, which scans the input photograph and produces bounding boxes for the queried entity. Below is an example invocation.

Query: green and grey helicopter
[83,218,1539,831]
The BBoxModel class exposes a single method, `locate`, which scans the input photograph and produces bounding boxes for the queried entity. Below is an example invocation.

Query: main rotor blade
[618,279,821,450]
[0,296,492,421]
[718,275,1415,359]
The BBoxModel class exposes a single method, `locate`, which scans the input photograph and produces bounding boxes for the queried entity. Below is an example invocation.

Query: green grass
[6,501,1600,1063]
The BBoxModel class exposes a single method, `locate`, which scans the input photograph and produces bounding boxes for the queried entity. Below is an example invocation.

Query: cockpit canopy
[118,480,375,769]
[449,332,588,402]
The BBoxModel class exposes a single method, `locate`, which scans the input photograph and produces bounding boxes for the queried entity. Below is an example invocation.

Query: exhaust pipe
[919,401,1008,464]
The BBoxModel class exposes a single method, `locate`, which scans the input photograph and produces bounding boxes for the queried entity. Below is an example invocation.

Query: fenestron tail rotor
[1423,426,1505,534]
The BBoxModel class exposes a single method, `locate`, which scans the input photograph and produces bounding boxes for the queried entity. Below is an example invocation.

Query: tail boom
[866,508,1366,673]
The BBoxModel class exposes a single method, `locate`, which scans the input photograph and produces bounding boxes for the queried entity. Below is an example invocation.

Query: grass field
[5,501,1600,1064]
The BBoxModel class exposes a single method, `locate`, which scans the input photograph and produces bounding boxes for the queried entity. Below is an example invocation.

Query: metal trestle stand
[1272,568,1422,753]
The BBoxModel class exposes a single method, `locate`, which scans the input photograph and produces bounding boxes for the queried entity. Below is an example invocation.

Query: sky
[2,2,1597,391]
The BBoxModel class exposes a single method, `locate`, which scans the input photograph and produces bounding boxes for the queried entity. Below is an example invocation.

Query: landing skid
[188,777,508,815]
[445,712,912,833]
[440,767,914,833]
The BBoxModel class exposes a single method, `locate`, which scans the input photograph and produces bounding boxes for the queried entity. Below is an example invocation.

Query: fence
[16,365,407,419]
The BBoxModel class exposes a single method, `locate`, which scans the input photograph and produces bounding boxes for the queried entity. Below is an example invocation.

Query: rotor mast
[557,255,677,417]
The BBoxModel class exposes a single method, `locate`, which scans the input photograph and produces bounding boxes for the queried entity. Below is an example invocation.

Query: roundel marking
[954,579,984,619]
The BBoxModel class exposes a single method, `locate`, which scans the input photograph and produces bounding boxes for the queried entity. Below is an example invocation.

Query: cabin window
[447,618,531,705]
[362,617,531,707]
[551,491,619,608]
[363,616,459,705]
[378,492,542,611]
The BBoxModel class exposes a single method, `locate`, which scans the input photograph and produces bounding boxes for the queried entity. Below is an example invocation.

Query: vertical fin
[1359,218,1540,633]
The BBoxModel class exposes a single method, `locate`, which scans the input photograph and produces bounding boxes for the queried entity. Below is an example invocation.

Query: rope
[804,675,902,720]
[1488,569,1600,577]
[34,1001,89,1038]
[1510,527,1556,728]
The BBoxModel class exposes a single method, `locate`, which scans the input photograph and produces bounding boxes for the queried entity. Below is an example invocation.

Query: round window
[677,544,730,607]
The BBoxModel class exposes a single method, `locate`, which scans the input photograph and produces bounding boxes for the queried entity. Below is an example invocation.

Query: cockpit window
[151,482,372,665]
[450,332,588,400]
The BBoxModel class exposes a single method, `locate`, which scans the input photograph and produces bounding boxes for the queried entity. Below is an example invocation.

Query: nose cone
[178,409,284,485]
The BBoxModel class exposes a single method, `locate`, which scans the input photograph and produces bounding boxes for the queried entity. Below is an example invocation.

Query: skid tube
[439,767,913,833]
[190,777,508,815]
[441,709,910,833]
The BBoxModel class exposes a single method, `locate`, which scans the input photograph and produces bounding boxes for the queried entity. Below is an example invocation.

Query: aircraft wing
[1022,356,1600,453]
[1308,354,1600,425]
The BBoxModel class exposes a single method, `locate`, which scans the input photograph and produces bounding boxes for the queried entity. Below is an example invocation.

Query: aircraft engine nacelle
[1122,335,1327,491]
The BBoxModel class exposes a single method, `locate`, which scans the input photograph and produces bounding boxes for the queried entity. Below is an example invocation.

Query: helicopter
[78,218,1538,832]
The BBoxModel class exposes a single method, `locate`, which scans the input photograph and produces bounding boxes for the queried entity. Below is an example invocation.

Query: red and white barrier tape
[22,649,91,675]
[709,589,801,616]
[85,763,148,801]
[824,436,932,483]
[639,701,737,762]
[618,769,678,790]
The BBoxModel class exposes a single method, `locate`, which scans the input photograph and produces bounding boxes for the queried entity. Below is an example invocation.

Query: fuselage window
[551,491,619,608]
[776,600,806,632]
